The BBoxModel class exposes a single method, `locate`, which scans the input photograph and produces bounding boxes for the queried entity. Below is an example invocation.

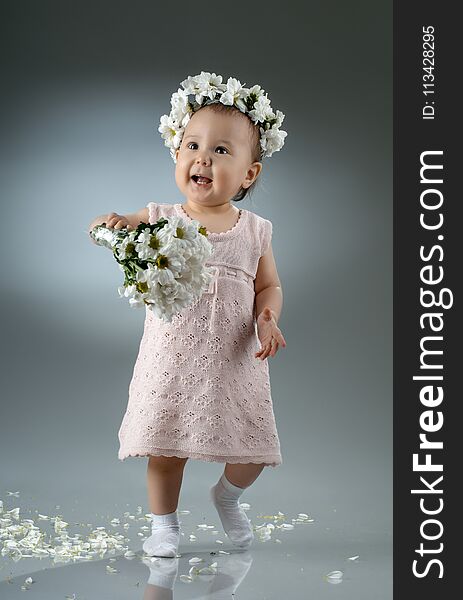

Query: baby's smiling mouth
[191,175,213,185]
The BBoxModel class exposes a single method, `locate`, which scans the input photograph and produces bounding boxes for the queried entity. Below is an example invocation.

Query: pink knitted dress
[117,201,282,467]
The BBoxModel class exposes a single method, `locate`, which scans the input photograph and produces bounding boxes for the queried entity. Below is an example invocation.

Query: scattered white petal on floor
[106,565,118,573]
[199,562,218,575]
[1,492,325,574]
[325,570,343,584]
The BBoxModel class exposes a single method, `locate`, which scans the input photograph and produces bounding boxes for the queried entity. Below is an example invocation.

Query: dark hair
[195,102,263,203]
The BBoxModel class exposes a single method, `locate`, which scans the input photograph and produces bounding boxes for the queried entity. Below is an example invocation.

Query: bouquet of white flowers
[89,215,215,322]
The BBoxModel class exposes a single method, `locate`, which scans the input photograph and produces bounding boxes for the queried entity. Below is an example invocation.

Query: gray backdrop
[1,1,391,597]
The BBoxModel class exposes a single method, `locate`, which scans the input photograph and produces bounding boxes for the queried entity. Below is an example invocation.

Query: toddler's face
[174,107,261,206]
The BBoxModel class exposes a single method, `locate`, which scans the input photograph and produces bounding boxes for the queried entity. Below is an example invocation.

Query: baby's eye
[186,142,228,154]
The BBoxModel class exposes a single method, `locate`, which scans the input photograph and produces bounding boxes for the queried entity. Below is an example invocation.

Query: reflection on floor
[0,494,392,599]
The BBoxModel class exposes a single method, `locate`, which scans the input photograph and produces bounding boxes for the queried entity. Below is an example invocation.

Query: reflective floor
[0,494,391,599]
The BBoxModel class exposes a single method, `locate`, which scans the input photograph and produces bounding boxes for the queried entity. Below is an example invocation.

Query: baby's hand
[105,212,133,230]
[255,306,287,361]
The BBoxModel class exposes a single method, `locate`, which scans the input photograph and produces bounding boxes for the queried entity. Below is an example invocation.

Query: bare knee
[148,455,188,472]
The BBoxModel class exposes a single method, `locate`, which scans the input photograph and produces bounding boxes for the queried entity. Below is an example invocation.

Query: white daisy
[135,228,162,261]
[260,127,288,157]
[248,94,273,123]
[115,231,138,260]
[158,114,182,149]
[220,77,249,113]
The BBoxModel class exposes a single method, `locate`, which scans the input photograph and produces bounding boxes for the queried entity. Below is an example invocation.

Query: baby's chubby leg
[210,463,265,549]
[147,455,188,515]
[143,455,188,558]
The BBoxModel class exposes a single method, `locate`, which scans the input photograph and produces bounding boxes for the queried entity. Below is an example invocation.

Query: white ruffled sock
[143,510,180,558]
[210,473,254,548]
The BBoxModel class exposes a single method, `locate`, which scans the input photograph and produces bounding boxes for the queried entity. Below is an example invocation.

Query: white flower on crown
[260,125,288,158]
[219,77,249,113]
[248,94,273,123]
[158,113,183,153]
[273,109,285,129]
[157,71,287,163]
[247,84,266,101]
[182,71,226,104]
[170,88,191,125]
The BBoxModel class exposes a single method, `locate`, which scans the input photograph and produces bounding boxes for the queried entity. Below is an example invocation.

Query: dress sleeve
[146,202,157,224]
[260,218,273,257]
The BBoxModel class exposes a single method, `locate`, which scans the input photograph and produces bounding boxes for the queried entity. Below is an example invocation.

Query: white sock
[207,551,253,597]
[142,510,180,558]
[143,556,179,593]
[209,473,254,548]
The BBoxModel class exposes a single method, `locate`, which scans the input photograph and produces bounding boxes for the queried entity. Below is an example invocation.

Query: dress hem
[118,446,282,467]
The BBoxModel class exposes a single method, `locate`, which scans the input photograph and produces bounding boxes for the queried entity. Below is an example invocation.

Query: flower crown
[158,71,287,163]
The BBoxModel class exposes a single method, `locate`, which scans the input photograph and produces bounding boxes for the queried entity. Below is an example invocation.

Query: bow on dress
[206,265,219,333]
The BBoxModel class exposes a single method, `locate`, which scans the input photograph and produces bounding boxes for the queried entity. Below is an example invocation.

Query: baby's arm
[87,207,149,243]
[254,244,286,360]
[254,243,283,324]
